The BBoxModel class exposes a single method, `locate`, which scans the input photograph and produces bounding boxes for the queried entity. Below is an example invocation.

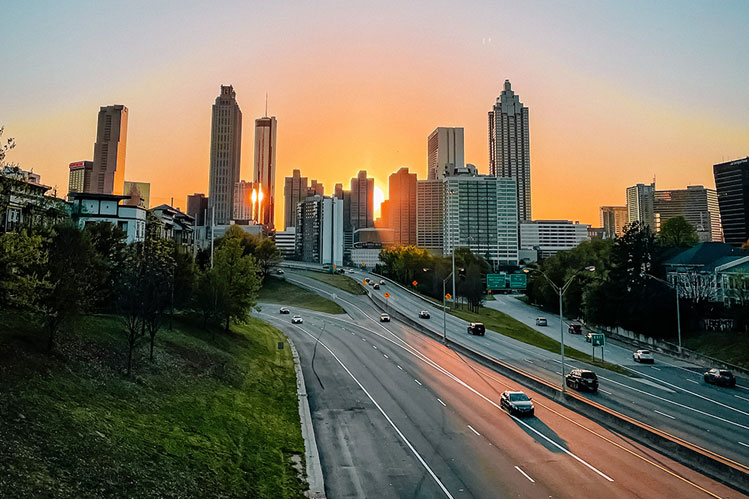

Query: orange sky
[3,2,748,228]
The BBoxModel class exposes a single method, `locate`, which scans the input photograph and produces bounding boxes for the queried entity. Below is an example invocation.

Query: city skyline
[2,2,748,226]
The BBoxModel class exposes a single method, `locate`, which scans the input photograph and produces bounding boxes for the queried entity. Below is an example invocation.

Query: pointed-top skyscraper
[489,80,530,221]
[208,85,242,225]
[254,112,277,229]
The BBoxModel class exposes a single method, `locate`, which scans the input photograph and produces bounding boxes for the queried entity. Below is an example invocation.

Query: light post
[644,273,682,353]
[524,265,595,393]
[442,271,453,345]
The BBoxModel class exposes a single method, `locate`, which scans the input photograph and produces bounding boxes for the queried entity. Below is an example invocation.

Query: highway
[257,275,742,497]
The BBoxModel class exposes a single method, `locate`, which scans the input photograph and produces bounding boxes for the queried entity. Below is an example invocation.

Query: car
[535,317,547,326]
[373,283,380,289]
[568,323,583,334]
[279,307,290,314]
[419,310,431,319]
[291,315,303,324]
[467,322,486,336]
[633,349,654,363]
[347,269,355,274]
[703,368,736,387]
[368,280,375,286]
[379,280,386,285]
[500,391,535,417]
[336,268,345,274]
[584,332,594,343]
[380,313,391,322]
[565,369,599,393]
[276,269,285,275]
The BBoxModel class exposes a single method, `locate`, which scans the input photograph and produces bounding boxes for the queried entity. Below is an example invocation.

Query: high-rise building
[308,179,324,197]
[654,186,722,242]
[489,80,531,221]
[67,161,93,197]
[284,169,308,230]
[334,183,344,199]
[520,220,590,259]
[234,180,254,221]
[123,181,150,208]
[92,105,128,195]
[350,170,374,230]
[388,167,417,246]
[187,193,209,226]
[295,195,344,267]
[416,180,444,253]
[274,227,296,259]
[254,115,277,228]
[427,127,465,180]
[600,206,628,238]
[626,183,656,229]
[208,85,242,225]
[443,174,519,266]
[714,157,749,246]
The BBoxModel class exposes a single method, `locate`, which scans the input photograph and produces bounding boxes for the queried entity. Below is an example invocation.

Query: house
[151,204,195,251]
[69,192,146,243]
[0,169,67,233]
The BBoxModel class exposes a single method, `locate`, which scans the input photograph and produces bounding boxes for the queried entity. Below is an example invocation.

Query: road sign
[384,292,390,298]
[590,333,605,347]
[509,273,527,290]
[486,273,506,290]
[445,293,452,300]
[412,280,418,286]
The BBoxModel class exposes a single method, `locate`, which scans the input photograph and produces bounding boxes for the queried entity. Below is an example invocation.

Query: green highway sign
[590,333,605,347]
[509,273,527,290]
[486,273,506,290]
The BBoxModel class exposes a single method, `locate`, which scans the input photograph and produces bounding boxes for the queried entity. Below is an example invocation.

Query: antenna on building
[265,92,268,117]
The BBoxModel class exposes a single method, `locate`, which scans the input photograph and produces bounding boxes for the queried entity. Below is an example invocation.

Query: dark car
[565,369,599,393]
[373,283,380,289]
[568,323,583,334]
[279,307,290,314]
[500,391,534,417]
[704,368,736,388]
[467,322,486,336]
[419,310,430,319]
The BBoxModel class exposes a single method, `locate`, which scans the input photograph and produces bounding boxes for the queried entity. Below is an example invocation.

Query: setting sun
[373,184,384,219]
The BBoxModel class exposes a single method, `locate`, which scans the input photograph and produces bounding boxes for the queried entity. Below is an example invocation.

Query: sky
[2,0,748,226]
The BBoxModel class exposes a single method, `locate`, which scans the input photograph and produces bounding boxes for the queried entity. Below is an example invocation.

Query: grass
[0,311,307,498]
[297,270,367,296]
[683,331,749,370]
[260,277,346,314]
[451,307,632,376]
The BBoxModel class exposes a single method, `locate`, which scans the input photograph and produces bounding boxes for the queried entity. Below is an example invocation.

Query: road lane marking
[739,442,749,449]
[514,466,535,483]
[651,366,661,371]
[525,359,534,364]
[654,410,676,420]
[291,324,455,498]
[383,354,389,359]
[437,398,446,407]
[555,372,562,375]
[599,389,613,395]
[414,379,422,386]
[372,345,377,350]
[362,338,366,341]
[686,379,699,384]
[467,425,480,436]
[735,395,749,402]
[397,365,403,370]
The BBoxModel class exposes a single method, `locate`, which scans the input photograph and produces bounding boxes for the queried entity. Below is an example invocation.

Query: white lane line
[383,354,389,359]
[397,365,403,370]
[654,410,676,420]
[555,371,562,375]
[651,366,661,371]
[437,398,447,407]
[372,345,378,350]
[514,466,535,483]
[291,324,455,498]
[739,442,749,449]
[414,379,422,386]
[361,338,366,341]
[686,379,699,384]
[552,359,562,364]
[599,389,613,395]
[467,425,480,436]
[735,394,749,402]
[525,359,534,364]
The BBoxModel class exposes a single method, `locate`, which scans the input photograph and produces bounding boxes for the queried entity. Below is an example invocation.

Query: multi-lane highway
[334,268,749,470]
[258,271,746,497]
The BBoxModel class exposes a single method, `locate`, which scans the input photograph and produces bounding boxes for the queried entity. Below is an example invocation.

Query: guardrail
[367,289,749,494]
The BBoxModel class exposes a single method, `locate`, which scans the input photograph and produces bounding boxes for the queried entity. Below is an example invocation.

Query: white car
[535,317,547,326]
[380,313,391,322]
[279,307,290,314]
[379,280,386,285]
[347,269,355,274]
[633,349,654,364]
[291,315,304,324]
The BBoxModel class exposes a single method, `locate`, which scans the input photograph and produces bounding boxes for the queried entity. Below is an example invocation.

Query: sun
[373,185,385,219]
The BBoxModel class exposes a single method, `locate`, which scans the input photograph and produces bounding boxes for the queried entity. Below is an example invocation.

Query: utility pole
[452,248,456,309]
[210,207,215,269]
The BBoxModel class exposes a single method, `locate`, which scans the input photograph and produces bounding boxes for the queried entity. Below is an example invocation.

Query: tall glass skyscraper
[208,85,242,225]
[714,157,749,245]
[254,115,277,229]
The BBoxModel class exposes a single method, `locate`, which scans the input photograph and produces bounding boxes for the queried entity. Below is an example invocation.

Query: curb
[286,336,326,498]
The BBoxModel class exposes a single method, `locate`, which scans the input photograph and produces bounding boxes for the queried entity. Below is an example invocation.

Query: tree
[213,237,261,331]
[253,237,282,277]
[0,126,15,166]
[83,222,127,311]
[0,229,47,311]
[117,244,146,376]
[658,216,699,248]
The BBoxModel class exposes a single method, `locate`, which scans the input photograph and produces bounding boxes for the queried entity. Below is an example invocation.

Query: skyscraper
[713,157,749,245]
[284,169,308,230]
[416,179,444,253]
[67,160,93,197]
[600,206,628,238]
[187,193,209,226]
[334,183,344,200]
[388,167,417,246]
[350,170,374,230]
[208,85,242,225]
[308,179,324,197]
[234,180,254,221]
[626,183,656,229]
[654,186,722,242]
[489,80,531,221]
[295,195,344,267]
[92,105,128,195]
[427,127,465,180]
[254,115,277,228]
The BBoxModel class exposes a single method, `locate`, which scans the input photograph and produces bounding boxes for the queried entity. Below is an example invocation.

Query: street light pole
[442,271,453,345]
[645,273,682,353]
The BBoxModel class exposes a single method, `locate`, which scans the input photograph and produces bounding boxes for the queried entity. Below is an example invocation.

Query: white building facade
[519,220,590,259]
[69,193,146,243]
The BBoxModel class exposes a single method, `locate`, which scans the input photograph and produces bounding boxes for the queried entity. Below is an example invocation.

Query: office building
[123,181,150,208]
[388,167,417,246]
[274,227,296,259]
[234,180,254,221]
[284,169,308,230]
[520,220,590,259]
[654,186,722,242]
[208,85,242,225]
[489,80,531,221]
[334,183,344,199]
[91,105,128,195]
[350,170,374,230]
[600,206,628,238]
[427,127,465,180]
[295,195,344,267]
[67,161,93,196]
[714,157,749,246]
[443,174,518,266]
[254,115,277,228]
[626,182,656,229]
[187,193,209,226]
[308,179,324,197]
[416,179,445,253]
